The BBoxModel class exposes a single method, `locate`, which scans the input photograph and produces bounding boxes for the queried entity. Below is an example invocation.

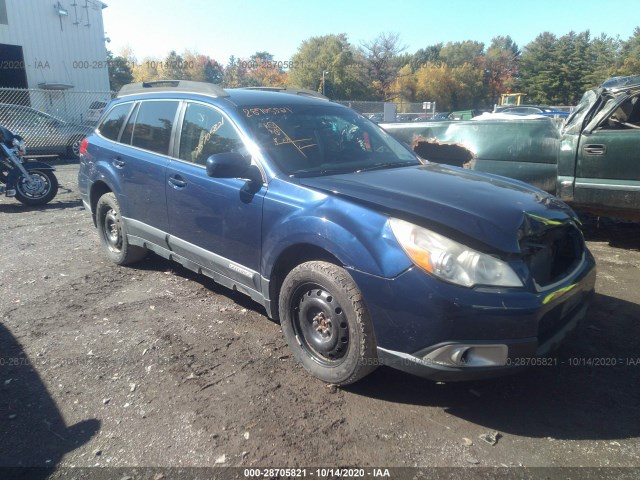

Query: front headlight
[389,218,523,288]
[12,138,26,157]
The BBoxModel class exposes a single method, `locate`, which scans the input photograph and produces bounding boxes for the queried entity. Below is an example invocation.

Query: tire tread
[96,192,147,265]
[279,260,377,385]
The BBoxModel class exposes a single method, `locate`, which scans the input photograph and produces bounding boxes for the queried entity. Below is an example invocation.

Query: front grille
[521,224,584,288]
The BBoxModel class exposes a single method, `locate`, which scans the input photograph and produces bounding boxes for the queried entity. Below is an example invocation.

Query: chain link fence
[0,88,115,158]
[335,100,428,120]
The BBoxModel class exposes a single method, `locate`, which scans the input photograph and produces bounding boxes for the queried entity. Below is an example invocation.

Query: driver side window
[606,96,640,130]
[179,103,247,165]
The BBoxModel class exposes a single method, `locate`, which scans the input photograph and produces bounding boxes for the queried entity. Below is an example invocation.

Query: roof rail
[118,80,229,98]
[239,86,329,100]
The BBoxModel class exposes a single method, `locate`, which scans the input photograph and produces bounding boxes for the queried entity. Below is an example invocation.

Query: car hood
[298,164,578,254]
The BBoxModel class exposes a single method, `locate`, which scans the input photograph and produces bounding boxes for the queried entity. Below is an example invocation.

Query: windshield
[241,104,419,176]
[563,90,598,134]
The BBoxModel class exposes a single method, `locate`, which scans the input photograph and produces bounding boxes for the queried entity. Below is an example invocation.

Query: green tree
[618,27,640,76]
[250,51,273,64]
[410,44,442,71]
[158,50,188,80]
[585,34,621,87]
[287,33,370,99]
[106,50,133,91]
[451,62,486,109]
[519,30,615,105]
[223,55,249,87]
[439,40,484,68]
[553,31,592,105]
[203,57,224,84]
[518,32,559,104]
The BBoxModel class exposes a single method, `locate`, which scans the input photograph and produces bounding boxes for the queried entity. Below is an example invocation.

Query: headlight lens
[12,138,26,156]
[389,218,523,288]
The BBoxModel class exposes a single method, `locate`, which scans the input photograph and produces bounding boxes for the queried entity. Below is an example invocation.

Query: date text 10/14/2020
[244,468,391,478]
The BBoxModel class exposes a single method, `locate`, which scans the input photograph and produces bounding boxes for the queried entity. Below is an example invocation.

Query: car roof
[0,103,62,119]
[116,80,336,109]
[225,88,333,107]
[600,75,640,92]
[0,103,36,111]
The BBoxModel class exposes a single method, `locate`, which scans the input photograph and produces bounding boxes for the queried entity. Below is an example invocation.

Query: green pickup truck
[382,76,640,220]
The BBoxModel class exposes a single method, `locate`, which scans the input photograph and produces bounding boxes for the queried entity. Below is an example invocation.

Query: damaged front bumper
[376,298,590,382]
[348,248,596,382]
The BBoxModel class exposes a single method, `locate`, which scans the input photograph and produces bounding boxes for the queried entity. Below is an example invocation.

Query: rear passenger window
[178,103,246,165]
[130,101,179,155]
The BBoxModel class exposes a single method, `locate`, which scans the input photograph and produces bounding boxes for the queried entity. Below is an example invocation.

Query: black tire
[14,169,58,206]
[95,192,147,265]
[279,261,378,385]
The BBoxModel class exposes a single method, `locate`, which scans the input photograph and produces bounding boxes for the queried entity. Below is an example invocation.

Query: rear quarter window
[98,103,132,141]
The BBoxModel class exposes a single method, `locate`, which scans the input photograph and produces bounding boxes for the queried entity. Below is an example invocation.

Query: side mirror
[205,152,252,178]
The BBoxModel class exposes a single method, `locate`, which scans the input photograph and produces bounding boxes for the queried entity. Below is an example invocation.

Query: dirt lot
[1,164,639,472]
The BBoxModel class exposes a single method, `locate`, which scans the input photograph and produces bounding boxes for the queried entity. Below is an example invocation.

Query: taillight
[79,137,89,155]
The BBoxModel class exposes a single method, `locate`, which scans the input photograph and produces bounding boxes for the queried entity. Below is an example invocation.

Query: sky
[102,0,640,63]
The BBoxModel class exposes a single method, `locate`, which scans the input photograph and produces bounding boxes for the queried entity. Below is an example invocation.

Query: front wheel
[279,261,378,385]
[15,169,58,205]
[95,192,147,265]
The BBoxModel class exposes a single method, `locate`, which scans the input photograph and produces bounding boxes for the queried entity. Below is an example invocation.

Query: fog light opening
[450,347,470,366]
[423,344,509,368]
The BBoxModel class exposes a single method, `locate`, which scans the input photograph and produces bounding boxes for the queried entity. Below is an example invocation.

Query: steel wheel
[291,283,350,365]
[95,192,147,265]
[102,207,123,254]
[279,261,378,385]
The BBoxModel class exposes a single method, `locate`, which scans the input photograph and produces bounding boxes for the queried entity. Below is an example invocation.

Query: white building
[0,0,110,92]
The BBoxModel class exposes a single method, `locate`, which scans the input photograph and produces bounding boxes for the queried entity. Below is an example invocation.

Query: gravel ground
[1,163,639,473]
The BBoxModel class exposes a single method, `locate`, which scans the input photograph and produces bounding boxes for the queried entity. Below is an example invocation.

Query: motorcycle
[0,125,58,206]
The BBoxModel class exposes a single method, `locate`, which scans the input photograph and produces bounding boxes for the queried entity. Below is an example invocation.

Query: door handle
[112,157,125,168]
[583,144,606,155]
[168,175,187,189]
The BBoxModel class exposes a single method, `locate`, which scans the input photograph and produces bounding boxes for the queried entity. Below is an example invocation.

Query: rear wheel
[14,169,58,205]
[279,261,378,385]
[95,192,147,265]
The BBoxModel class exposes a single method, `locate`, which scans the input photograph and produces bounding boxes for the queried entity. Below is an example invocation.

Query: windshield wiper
[291,160,418,177]
[291,167,360,178]
[356,161,418,172]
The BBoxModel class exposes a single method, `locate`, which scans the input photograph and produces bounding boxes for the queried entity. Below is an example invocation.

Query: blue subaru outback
[78,81,596,385]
